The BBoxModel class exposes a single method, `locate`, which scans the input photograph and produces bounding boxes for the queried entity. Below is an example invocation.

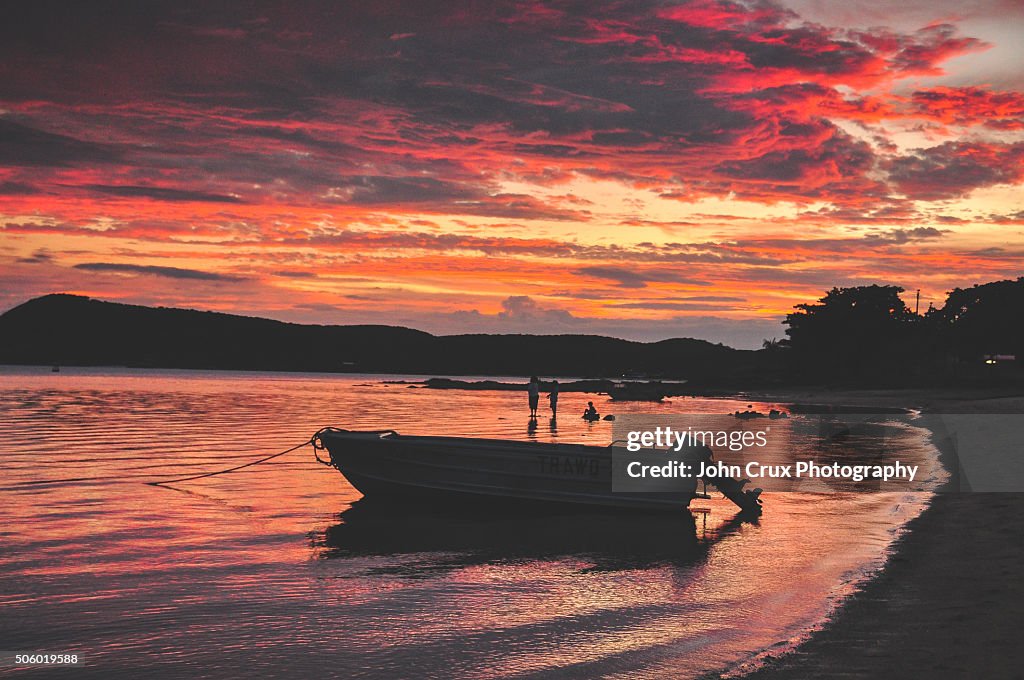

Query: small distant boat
[51,365,60,373]
[313,428,762,514]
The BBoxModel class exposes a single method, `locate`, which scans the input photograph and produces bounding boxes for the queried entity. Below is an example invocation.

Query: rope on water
[146,437,314,486]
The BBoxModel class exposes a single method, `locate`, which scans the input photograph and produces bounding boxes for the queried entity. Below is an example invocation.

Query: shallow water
[0,367,943,678]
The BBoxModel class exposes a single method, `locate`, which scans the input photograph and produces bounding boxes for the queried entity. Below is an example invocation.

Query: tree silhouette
[784,285,917,382]
[934,277,1024,361]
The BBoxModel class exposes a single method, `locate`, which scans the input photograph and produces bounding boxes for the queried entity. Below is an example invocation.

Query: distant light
[985,359,996,365]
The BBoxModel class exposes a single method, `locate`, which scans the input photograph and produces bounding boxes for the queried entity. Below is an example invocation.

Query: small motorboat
[312,428,762,514]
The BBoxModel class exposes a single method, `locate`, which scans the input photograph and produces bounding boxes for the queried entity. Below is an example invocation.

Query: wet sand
[730,388,1024,679]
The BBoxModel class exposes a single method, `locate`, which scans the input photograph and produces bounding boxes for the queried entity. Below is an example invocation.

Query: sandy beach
[728,389,1024,679]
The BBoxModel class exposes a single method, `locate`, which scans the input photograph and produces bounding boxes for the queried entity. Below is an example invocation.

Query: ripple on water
[0,367,943,679]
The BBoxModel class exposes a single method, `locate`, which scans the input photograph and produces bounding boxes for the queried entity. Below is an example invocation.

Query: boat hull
[317,429,697,512]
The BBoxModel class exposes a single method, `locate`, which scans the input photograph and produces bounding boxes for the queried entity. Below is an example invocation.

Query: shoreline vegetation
[2,281,1022,389]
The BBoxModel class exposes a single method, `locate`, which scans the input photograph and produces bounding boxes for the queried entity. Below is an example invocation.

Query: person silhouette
[527,375,540,418]
[548,380,559,418]
[582,401,599,421]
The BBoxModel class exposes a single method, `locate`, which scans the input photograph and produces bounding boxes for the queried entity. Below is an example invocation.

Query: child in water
[582,401,599,421]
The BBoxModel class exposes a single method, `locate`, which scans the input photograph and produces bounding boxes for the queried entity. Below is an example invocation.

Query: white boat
[312,428,762,513]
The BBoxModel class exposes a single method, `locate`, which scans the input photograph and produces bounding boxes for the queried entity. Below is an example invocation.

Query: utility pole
[915,289,920,316]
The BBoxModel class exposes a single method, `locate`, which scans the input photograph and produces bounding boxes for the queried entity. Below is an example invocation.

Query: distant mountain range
[0,294,768,383]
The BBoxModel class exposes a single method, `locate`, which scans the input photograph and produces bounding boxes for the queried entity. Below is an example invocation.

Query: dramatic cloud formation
[72,263,246,282]
[1,0,1022,347]
[910,87,1024,129]
[888,142,1024,200]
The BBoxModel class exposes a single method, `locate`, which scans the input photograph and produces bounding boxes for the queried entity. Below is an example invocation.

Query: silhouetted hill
[0,294,761,381]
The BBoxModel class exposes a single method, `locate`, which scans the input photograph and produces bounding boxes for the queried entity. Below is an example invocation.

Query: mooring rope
[146,436,315,486]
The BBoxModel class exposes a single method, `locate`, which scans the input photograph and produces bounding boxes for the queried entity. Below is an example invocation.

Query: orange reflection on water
[0,367,940,678]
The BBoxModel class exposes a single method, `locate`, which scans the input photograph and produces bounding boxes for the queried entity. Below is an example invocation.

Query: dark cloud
[0,119,120,167]
[0,180,40,194]
[888,142,1024,200]
[272,270,318,278]
[337,176,481,205]
[862,227,948,245]
[984,210,1024,224]
[73,262,245,281]
[16,249,53,264]
[799,203,919,225]
[0,0,1004,212]
[607,301,745,311]
[911,87,1024,129]
[575,266,709,288]
[80,184,243,203]
[884,24,987,75]
[510,142,596,158]
[327,177,588,219]
[715,129,876,198]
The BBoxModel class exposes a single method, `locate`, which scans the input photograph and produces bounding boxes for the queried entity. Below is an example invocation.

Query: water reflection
[0,368,941,679]
[316,498,753,574]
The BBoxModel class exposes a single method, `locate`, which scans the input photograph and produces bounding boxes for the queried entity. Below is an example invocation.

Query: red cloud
[888,142,1024,200]
[911,87,1024,129]
[1,0,1021,333]
[657,0,787,29]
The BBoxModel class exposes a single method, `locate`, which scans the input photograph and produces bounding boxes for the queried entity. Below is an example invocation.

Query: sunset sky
[2,1,1022,348]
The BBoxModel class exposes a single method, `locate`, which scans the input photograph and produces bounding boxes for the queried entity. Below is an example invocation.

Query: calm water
[0,367,944,679]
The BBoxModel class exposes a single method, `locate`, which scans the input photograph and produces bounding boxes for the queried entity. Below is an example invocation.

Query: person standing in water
[548,380,559,418]
[527,375,540,418]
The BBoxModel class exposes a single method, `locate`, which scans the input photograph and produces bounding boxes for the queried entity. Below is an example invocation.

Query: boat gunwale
[327,449,618,485]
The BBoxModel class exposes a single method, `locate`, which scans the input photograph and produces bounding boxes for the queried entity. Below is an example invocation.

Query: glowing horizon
[2,1,1022,348]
